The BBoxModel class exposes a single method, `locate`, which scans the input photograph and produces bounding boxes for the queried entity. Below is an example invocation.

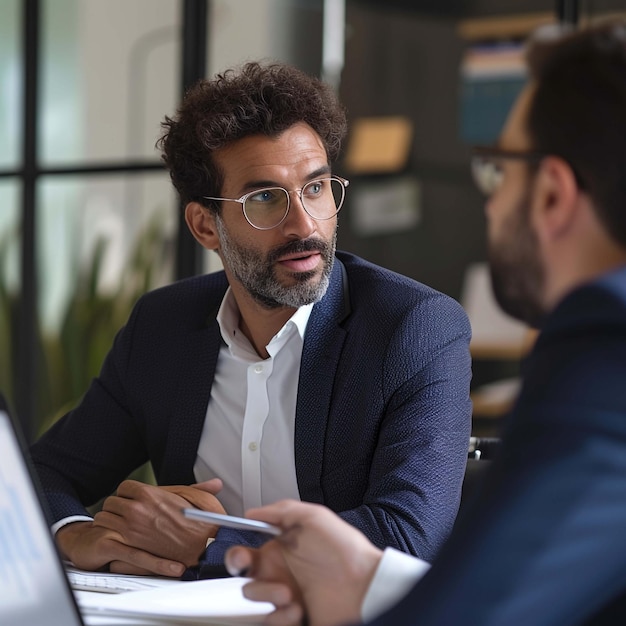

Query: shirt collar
[216,287,314,356]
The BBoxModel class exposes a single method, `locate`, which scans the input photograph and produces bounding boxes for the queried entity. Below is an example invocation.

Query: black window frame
[2,0,208,440]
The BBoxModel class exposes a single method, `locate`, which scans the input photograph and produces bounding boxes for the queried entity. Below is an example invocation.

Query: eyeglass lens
[244,178,346,229]
[471,157,504,196]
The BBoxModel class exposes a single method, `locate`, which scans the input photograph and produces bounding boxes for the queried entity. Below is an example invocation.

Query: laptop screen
[0,408,84,626]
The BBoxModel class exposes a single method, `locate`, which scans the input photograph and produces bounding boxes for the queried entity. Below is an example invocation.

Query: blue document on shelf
[459,41,527,144]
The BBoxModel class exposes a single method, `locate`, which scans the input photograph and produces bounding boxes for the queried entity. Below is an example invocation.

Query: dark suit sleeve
[334,293,472,562]
[368,285,626,625]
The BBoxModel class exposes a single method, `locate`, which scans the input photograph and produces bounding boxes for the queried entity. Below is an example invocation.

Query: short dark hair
[157,61,347,209]
[525,20,626,247]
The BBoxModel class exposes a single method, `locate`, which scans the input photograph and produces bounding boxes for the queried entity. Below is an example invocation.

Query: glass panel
[0,0,22,170]
[36,173,177,431]
[0,180,21,408]
[40,0,180,165]
[209,0,323,76]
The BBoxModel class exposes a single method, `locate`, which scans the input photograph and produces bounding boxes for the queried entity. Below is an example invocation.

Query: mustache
[267,238,330,263]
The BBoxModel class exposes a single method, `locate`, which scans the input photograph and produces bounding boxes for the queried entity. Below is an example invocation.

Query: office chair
[458,437,501,519]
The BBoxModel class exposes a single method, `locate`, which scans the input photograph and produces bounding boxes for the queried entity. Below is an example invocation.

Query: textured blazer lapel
[161,306,223,485]
[295,260,350,503]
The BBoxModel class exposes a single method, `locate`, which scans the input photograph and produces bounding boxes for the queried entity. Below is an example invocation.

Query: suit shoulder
[541,265,626,340]
[337,251,469,324]
[520,267,626,424]
[130,271,228,324]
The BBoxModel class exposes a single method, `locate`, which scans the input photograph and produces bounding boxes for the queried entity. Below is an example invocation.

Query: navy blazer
[369,265,626,625]
[30,251,472,569]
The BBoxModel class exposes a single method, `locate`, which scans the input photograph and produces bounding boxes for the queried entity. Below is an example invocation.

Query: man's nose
[281,191,317,238]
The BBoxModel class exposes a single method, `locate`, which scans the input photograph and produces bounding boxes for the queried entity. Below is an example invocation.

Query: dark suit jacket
[369,265,626,625]
[30,251,472,570]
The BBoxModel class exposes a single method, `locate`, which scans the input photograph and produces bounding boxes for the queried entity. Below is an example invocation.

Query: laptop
[0,395,85,626]
[0,398,274,626]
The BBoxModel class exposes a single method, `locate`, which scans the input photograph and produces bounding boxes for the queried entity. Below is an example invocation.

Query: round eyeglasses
[203,176,349,230]
[470,147,546,196]
[470,146,586,197]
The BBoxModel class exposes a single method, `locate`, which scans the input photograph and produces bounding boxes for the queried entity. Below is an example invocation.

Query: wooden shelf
[458,11,626,42]
[471,395,514,418]
[470,329,537,360]
[471,376,521,418]
[457,12,555,41]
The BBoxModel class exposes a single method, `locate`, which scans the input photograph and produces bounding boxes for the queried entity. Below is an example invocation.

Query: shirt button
[254,364,263,373]
[248,442,258,452]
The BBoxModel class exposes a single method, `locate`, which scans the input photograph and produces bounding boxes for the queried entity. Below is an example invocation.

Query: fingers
[191,478,224,494]
[244,500,295,525]
[111,479,226,518]
[243,582,304,626]
[86,481,232,571]
[93,495,152,541]
[243,581,294,606]
[263,604,304,626]
[114,479,148,500]
[226,542,305,625]
[244,581,303,626]
[161,484,226,514]
[225,545,256,577]
[92,508,126,535]
[94,487,212,567]
[108,550,185,577]
[108,561,156,576]
[180,492,226,514]
[106,540,186,577]
[57,521,186,577]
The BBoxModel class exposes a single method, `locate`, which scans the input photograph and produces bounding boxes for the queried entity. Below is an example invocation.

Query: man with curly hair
[30,62,472,580]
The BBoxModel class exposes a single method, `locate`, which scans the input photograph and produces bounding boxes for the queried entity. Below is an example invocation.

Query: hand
[56,521,186,577]
[159,478,224,510]
[226,539,305,626]
[92,478,226,573]
[225,500,384,626]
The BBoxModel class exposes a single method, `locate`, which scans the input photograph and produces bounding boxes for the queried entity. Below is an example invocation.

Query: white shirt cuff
[361,547,431,622]
[51,515,94,536]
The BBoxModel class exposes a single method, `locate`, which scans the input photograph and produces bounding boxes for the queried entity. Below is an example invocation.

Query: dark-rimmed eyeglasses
[470,146,547,196]
[203,176,350,230]
[470,146,585,196]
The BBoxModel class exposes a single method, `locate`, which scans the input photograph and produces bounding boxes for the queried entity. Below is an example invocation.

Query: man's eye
[305,181,324,196]
[249,189,278,203]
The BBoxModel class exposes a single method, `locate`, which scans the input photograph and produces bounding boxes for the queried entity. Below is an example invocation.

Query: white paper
[66,565,181,593]
[76,577,274,625]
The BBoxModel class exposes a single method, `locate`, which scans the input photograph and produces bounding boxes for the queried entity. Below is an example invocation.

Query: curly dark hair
[526,20,626,247]
[157,61,348,209]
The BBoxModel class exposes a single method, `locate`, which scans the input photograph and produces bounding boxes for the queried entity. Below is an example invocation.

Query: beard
[214,216,336,309]
[488,189,547,328]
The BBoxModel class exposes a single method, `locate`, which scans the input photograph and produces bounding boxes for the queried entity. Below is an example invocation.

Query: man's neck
[545,236,626,312]
[231,289,298,359]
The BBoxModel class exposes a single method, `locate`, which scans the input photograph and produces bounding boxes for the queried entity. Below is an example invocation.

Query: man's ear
[185,202,220,250]
[531,155,580,242]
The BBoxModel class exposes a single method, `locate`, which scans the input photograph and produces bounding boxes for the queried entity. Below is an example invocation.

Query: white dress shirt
[53,288,312,534]
[193,288,313,516]
[362,548,431,622]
